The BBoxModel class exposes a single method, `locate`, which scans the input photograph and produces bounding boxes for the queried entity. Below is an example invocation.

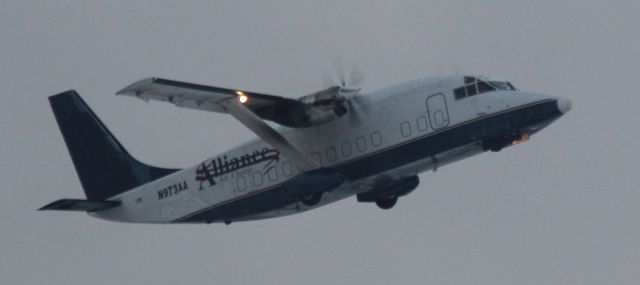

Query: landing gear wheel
[333,106,347,116]
[300,192,323,206]
[375,196,398,210]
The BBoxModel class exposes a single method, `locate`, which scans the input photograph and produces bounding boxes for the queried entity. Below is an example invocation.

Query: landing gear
[300,192,323,206]
[374,196,398,210]
[356,176,418,210]
[333,105,347,116]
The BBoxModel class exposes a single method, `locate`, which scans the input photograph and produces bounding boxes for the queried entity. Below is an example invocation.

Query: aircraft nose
[556,97,572,114]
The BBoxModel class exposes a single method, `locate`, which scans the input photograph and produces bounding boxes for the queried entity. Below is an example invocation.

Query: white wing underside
[117,77,318,171]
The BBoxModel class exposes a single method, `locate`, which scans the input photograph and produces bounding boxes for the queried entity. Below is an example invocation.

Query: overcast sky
[1,1,639,284]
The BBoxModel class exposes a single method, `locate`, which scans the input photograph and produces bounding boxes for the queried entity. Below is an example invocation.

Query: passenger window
[417,116,428,132]
[341,141,352,157]
[326,146,337,162]
[356,136,367,152]
[371,131,382,147]
[281,161,293,177]
[252,171,263,186]
[400,121,412,137]
[267,167,278,181]
[236,176,248,192]
[311,152,322,164]
[433,111,447,127]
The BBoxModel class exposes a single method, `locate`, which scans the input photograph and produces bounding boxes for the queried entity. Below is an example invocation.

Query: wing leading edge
[117,77,304,127]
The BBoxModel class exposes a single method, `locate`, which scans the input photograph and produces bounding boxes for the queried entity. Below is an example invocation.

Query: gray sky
[1,1,639,284]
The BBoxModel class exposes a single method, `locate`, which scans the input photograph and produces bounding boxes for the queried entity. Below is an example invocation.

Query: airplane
[39,75,571,224]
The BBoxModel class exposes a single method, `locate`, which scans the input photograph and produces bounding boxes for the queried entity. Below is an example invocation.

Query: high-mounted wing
[117,78,304,127]
[119,77,321,171]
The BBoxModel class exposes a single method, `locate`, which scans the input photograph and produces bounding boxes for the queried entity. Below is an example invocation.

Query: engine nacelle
[299,86,345,108]
[291,86,359,127]
[302,108,340,126]
[273,86,359,128]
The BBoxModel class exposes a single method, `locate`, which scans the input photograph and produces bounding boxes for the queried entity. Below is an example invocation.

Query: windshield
[454,76,517,100]
[488,81,516,91]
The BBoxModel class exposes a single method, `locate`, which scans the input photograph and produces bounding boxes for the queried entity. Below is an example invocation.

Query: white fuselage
[93,76,565,223]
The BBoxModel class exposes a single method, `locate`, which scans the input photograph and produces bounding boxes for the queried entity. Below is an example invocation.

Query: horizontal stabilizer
[39,199,121,212]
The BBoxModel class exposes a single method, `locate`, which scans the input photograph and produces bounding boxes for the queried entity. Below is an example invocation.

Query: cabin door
[426,93,450,130]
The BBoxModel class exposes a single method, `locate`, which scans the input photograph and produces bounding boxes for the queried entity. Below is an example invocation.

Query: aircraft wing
[116,77,304,124]
[118,77,319,171]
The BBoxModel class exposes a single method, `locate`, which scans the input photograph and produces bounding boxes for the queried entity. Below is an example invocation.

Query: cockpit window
[453,77,516,100]
[465,84,478,97]
[477,81,494,93]
[454,87,466,100]
[464,76,475,84]
[488,81,516,91]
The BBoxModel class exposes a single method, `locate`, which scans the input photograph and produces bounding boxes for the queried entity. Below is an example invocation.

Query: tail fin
[49,90,179,200]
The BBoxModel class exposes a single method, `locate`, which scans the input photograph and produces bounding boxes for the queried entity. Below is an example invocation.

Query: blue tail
[49,90,179,200]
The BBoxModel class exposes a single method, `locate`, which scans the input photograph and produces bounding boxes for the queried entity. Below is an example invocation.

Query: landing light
[512,133,530,145]
[236,91,248,104]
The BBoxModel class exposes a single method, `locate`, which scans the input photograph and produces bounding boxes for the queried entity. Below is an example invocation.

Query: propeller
[322,58,364,89]
[348,63,364,87]
[318,59,368,126]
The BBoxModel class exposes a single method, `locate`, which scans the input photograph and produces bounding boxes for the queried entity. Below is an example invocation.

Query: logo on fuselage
[195,148,280,190]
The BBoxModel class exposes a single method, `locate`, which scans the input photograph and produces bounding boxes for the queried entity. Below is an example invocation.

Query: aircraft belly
[203,143,485,223]
[234,183,357,221]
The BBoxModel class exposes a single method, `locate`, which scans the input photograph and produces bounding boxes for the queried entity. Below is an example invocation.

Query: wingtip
[116,77,157,96]
[114,89,130,96]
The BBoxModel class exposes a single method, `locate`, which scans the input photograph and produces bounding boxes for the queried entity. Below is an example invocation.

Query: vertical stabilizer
[49,90,178,200]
